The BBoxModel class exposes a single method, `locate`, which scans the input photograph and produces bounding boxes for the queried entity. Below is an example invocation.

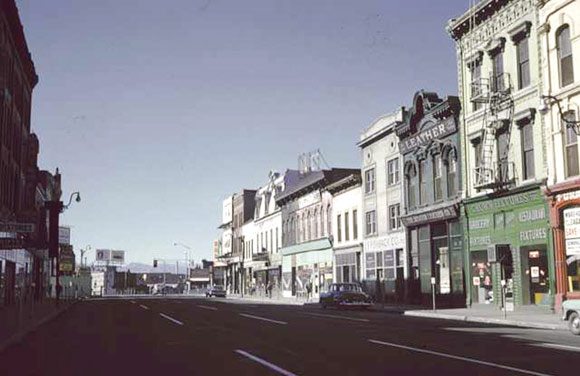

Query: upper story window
[516,36,530,89]
[558,26,574,87]
[407,164,417,210]
[470,61,483,111]
[344,211,350,241]
[419,160,427,205]
[365,168,376,194]
[337,213,342,242]
[564,111,579,178]
[433,154,443,202]
[389,204,401,231]
[447,157,458,197]
[492,51,505,92]
[521,122,535,180]
[353,209,358,240]
[388,158,400,185]
[365,210,377,236]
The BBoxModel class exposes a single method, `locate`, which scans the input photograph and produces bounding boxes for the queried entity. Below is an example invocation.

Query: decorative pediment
[509,21,532,43]
[485,37,506,56]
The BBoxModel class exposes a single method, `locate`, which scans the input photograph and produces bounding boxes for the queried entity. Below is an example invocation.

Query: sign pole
[431,277,437,312]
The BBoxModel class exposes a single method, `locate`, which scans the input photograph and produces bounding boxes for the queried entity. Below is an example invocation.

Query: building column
[552,226,568,310]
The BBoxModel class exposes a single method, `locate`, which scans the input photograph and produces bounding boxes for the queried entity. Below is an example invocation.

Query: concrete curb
[0,300,79,353]
[403,310,568,331]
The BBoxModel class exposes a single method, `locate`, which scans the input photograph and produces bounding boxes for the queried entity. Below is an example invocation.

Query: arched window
[433,154,443,202]
[557,25,574,87]
[406,163,418,209]
[447,157,458,197]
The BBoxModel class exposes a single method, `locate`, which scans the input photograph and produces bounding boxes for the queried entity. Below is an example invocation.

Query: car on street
[206,285,226,298]
[319,283,373,309]
[562,299,580,335]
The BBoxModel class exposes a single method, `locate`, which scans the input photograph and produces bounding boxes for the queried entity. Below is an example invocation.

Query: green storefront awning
[281,238,332,256]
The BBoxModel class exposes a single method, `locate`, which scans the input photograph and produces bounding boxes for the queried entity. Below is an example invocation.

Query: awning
[281,238,332,256]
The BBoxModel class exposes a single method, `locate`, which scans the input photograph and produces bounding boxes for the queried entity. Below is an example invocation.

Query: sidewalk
[226,293,307,306]
[0,298,77,352]
[403,304,568,331]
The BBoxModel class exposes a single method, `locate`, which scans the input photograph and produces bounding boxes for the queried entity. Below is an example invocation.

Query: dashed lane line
[139,304,149,310]
[369,339,553,376]
[159,313,184,326]
[235,350,297,376]
[197,305,218,311]
[304,312,370,323]
[130,300,136,304]
[239,313,287,325]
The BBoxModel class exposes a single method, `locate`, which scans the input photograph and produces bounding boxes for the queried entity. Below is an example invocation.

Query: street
[0,297,578,375]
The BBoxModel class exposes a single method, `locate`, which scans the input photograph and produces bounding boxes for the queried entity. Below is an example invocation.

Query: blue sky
[16,0,469,264]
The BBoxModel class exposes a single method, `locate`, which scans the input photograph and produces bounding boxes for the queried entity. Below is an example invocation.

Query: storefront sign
[556,189,580,202]
[59,226,71,245]
[222,196,233,225]
[401,205,458,227]
[59,244,74,272]
[473,276,480,286]
[470,236,491,247]
[564,207,580,255]
[469,191,538,214]
[469,218,491,230]
[222,230,233,255]
[363,232,405,252]
[520,228,547,242]
[0,237,24,249]
[399,117,456,154]
[0,222,35,233]
[518,208,545,223]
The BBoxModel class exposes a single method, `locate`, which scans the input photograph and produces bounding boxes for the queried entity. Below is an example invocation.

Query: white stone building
[357,108,407,296]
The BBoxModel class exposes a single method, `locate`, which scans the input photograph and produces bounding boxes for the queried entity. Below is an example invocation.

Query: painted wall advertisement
[222,196,233,225]
[564,207,580,256]
[222,229,232,255]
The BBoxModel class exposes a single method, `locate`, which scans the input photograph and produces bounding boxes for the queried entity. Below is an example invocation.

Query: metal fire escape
[471,71,516,191]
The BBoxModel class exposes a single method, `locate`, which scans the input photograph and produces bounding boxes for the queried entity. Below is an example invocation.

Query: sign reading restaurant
[399,117,456,154]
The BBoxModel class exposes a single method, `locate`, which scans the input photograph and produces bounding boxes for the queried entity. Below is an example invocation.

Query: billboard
[222,230,232,255]
[111,250,125,263]
[59,244,75,272]
[59,226,71,245]
[96,249,111,261]
[222,196,233,225]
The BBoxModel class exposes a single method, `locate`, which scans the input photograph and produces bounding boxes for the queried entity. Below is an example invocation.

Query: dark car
[319,283,372,309]
[206,285,226,298]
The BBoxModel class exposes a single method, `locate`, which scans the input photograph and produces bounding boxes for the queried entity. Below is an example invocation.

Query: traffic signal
[153,259,158,268]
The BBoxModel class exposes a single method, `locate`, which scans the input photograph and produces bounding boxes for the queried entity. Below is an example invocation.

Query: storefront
[362,233,405,298]
[466,187,554,308]
[403,206,465,306]
[334,245,362,284]
[545,183,580,310]
[281,238,333,299]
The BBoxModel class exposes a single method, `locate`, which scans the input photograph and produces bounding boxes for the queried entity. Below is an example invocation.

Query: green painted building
[464,186,554,307]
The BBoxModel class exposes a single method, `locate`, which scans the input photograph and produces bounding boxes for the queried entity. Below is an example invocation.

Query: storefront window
[568,260,580,292]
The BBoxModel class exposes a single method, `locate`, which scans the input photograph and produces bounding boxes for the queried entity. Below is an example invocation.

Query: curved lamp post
[539,95,580,135]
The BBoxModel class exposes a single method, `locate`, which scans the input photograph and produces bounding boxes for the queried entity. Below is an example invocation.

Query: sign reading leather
[399,117,456,154]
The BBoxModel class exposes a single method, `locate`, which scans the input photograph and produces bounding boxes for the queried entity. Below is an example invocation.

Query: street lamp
[80,245,91,268]
[173,242,193,293]
[539,95,580,135]
[63,192,81,210]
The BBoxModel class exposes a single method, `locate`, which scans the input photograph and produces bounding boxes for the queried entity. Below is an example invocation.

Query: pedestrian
[267,282,273,299]
[306,281,312,302]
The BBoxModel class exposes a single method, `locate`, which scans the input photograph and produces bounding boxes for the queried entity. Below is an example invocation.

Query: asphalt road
[0,296,579,375]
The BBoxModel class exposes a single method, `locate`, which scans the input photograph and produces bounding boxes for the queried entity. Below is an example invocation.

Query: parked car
[206,285,226,298]
[562,299,580,335]
[319,283,372,309]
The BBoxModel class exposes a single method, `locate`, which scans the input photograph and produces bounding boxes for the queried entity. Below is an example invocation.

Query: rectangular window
[276,228,279,253]
[474,140,482,169]
[471,61,482,111]
[344,212,350,241]
[353,209,358,240]
[365,168,375,194]
[493,51,504,92]
[521,123,535,180]
[434,155,443,201]
[419,160,427,205]
[388,158,400,185]
[365,210,376,236]
[565,111,579,177]
[270,229,273,253]
[337,214,342,242]
[517,37,530,89]
[389,204,401,231]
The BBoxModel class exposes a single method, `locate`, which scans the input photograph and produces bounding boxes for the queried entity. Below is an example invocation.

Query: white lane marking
[235,350,297,376]
[304,312,370,323]
[159,313,184,326]
[239,313,287,325]
[369,339,553,376]
[534,342,580,352]
[139,304,149,310]
[197,305,218,311]
[130,300,136,304]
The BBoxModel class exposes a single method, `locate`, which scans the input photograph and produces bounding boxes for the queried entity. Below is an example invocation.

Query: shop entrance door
[291,267,296,296]
[528,249,549,305]
[4,261,15,306]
